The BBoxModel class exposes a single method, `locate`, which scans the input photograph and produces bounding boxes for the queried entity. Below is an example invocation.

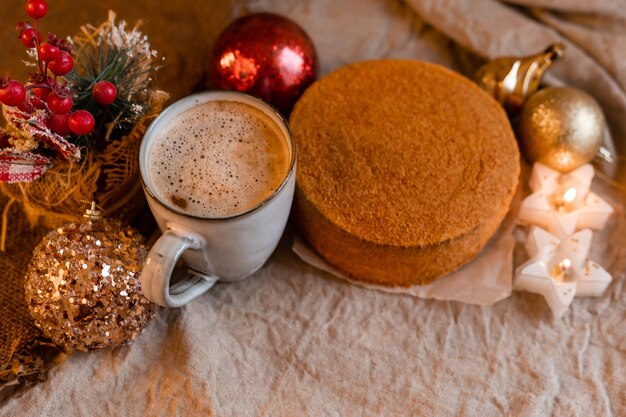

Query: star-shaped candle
[518,163,613,238]
[514,226,612,318]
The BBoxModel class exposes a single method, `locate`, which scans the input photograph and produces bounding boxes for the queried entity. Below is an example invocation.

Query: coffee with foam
[148,100,290,217]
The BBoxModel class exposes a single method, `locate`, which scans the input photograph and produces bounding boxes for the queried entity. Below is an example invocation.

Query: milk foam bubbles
[148,100,290,217]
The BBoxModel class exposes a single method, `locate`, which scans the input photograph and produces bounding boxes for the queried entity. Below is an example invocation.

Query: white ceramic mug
[139,91,296,307]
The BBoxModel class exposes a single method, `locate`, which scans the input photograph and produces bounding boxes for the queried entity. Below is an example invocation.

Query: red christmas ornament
[209,13,318,115]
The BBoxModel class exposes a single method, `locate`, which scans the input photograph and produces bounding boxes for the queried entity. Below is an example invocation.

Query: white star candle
[518,163,613,238]
[514,227,612,318]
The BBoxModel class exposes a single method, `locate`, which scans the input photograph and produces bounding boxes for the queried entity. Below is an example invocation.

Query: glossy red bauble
[92,81,117,106]
[68,110,95,136]
[48,51,74,76]
[209,13,318,115]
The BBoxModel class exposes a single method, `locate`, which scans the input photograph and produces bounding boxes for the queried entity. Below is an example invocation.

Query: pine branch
[66,14,160,143]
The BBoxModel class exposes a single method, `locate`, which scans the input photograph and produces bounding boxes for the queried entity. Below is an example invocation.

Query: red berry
[46,92,73,114]
[0,81,27,107]
[19,27,41,48]
[30,77,55,99]
[92,81,117,106]
[31,86,51,100]
[48,51,73,76]
[38,43,59,62]
[26,0,48,19]
[47,113,71,136]
[68,110,95,136]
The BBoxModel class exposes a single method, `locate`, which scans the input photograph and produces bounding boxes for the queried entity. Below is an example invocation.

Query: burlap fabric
[0,194,60,400]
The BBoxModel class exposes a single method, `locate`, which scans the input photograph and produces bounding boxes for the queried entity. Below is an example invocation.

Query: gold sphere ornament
[518,86,606,172]
[24,203,157,352]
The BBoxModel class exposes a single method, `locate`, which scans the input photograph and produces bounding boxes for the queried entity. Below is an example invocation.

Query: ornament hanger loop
[544,42,565,62]
[80,200,104,221]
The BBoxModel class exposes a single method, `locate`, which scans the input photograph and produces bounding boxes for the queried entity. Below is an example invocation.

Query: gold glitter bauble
[24,218,157,352]
[518,86,605,172]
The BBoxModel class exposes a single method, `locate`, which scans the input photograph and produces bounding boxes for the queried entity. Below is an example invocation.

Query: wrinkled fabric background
[1,0,625,415]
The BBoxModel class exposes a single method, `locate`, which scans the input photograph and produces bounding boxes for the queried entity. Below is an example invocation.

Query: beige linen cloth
[2,0,626,415]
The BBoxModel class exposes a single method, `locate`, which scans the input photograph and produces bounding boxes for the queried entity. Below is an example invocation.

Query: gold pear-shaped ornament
[475,42,565,114]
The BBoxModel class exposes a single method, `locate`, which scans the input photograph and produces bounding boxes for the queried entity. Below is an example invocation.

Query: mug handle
[141,228,218,307]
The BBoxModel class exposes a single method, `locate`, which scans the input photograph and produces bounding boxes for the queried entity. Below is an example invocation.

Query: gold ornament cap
[475,42,564,113]
[82,201,103,222]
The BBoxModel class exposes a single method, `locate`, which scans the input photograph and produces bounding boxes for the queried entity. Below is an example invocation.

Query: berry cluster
[0,0,118,138]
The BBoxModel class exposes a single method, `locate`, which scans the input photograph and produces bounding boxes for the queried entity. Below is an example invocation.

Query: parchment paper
[1,0,625,416]
[292,208,516,305]
[293,232,514,305]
